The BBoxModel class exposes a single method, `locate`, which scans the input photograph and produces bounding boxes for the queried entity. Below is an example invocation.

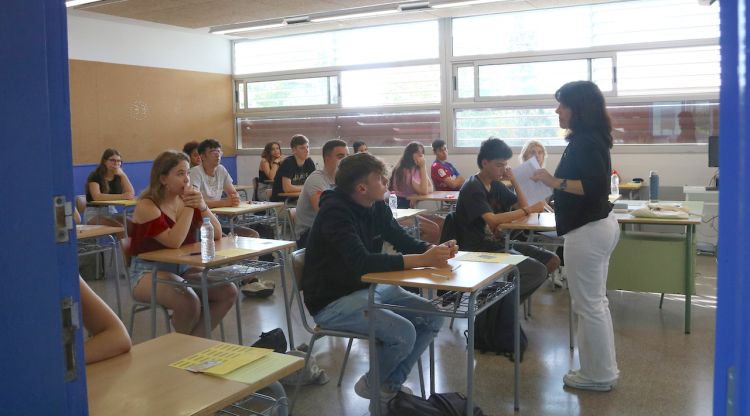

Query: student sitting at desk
[302,152,455,412]
[183,141,201,168]
[129,150,238,337]
[431,139,465,191]
[271,134,315,202]
[352,139,368,153]
[295,139,348,248]
[257,141,283,201]
[454,138,557,302]
[85,148,135,226]
[80,276,131,364]
[189,139,259,238]
[389,141,442,244]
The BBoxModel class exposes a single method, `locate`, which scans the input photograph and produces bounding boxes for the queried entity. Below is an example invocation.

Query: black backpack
[387,391,486,416]
[467,294,527,361]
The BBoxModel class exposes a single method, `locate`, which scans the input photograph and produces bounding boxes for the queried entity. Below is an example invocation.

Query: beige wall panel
[69,59,233,164]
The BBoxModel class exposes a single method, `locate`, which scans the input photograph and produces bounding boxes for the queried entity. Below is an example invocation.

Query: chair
[288,249,425,413]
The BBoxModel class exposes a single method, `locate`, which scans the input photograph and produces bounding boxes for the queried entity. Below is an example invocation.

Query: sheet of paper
[213,353,302,384]
[169,343,271,375]
[215,248,259,257]
[511,157,553,205]
[455,252,527,265]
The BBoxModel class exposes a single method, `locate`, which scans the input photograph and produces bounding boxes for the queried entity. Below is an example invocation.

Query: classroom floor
[87,254,717,416]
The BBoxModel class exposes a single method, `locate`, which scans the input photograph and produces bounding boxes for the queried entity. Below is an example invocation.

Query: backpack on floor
[467,294,528,362]
[387,391,486,416]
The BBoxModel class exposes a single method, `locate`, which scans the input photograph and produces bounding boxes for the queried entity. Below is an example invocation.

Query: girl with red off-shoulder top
[128,150,237,337]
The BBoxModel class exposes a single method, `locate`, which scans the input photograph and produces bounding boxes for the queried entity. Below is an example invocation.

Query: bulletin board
[68,59,234,164]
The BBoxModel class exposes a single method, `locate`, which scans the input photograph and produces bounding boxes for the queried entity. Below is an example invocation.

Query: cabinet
[683,186,718,252]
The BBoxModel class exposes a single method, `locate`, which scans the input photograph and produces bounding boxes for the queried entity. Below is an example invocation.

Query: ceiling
[70,0,617,39]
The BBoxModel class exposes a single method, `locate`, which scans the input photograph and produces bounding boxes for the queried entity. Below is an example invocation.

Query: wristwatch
[558,179,568,191]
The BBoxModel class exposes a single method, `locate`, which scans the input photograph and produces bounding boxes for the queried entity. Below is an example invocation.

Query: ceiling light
[399,1,431,11]
[431,0,507,9]
[310,9,399,23]
[284,16,311,25]
[211,22,286,35]
[65,0,108,7]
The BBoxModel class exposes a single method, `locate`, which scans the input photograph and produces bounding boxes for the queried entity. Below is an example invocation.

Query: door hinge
[53,195,74,243]
[61,297,80,382]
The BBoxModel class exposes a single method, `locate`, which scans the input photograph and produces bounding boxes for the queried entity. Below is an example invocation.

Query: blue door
[0,1,87,414]
[714,1,750,415]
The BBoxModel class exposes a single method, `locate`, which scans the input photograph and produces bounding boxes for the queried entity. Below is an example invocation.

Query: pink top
[391,167,429,198]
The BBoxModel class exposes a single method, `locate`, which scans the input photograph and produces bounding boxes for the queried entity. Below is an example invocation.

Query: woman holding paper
[532,81,620,392]
[128,150,237,337]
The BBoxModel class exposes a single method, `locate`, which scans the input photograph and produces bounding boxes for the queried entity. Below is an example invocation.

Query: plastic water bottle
[388,193,398,214]
[200,217,215,262]
[649,170,660,201]
[610,171,620,196]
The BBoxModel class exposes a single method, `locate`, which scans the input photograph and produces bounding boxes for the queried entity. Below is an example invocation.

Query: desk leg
[368,284,381,415]
[234,281,243,345]
[109,236,123,318]
[466,292,477,416]
[277,250,295,348]
[513,267,520,411]
[266,381,289,416]
[413,216,420,239]
[201,270,212,339]
[685,224,694,334]
[150,266,158,339]
[229,217,235,234]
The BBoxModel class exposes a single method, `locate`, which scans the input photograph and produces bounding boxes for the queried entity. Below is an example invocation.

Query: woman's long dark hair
[389,141,424,191]
[261,141,281,164]
[87,148,121,193]
[555,81,613,149]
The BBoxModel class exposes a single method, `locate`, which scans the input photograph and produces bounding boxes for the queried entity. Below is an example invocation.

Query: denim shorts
[129,257,190,283]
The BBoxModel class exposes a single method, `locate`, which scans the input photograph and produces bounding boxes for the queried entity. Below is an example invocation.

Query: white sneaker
[354,374,412,400]
[563,371,616,392]
[552,269,564,288]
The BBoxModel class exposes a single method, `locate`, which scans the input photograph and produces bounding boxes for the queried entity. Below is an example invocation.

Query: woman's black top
[258,160,270,182]
[553,132,613,236]
[85,172,123,202]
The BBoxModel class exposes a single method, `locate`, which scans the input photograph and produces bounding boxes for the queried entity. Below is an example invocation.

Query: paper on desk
[169,343,271,375]
[212,353,301,384]
[455,252,526,265]
[215,248,259,257]
[511,157,552,205]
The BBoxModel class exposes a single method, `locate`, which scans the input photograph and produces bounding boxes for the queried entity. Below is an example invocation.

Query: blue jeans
[313,285,444,391]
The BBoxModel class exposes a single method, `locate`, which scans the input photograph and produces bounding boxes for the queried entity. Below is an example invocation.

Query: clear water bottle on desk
[388,193,398,215]
[200,217,215,263]
[649,170,660,201]
[610,170,620,196]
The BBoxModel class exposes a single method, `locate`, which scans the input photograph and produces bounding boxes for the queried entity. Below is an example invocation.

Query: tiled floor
[87,254,717,416]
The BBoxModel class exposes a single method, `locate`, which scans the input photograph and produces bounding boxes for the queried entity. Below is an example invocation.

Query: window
[237,110,440,149]
[341,65,440,107]
[245,76,338,109]
[234,21,439,75]
[452,0,719,57]
[616,46,720,96]
[475,58,613,98]
[455,108,562,148]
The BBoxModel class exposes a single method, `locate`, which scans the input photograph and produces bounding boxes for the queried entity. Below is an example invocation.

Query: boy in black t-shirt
[271,134,316,202]
[454,137,559,301]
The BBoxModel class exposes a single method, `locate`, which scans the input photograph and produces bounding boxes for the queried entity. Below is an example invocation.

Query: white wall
[237,150,716,192]
[66,11,231,74]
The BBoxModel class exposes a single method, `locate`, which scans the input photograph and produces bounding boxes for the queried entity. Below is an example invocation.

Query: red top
[129,206,203,256]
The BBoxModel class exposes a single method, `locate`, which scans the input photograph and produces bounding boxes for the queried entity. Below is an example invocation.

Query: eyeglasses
[107,158,123,164]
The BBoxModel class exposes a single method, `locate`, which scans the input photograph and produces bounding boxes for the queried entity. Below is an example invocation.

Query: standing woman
[85,148,135,226]
[128,150,237,337]
[390,141,442,244]
[257,141,282,201]
[532,81,620,392]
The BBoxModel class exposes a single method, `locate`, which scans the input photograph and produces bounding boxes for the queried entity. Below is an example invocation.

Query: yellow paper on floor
[213,353,302,384]
[169,343,271,375]
[215,247,259,257]
[455,252,526,265]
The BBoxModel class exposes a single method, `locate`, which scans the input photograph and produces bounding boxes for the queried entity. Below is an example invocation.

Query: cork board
[69,60,234,164]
